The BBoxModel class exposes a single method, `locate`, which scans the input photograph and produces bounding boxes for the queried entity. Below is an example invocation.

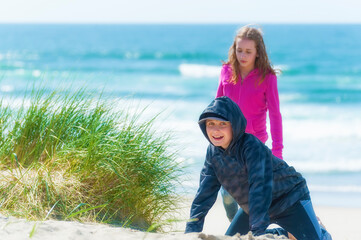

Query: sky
[0,0,361,24]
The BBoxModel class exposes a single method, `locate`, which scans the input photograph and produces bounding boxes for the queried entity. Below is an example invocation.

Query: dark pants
[225,199,332,240]
[220,187,238,221]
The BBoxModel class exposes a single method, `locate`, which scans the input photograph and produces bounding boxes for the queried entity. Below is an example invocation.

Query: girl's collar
[240,68,259,82]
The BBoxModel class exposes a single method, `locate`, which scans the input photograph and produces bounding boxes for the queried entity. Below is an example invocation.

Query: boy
[185,96,332,240]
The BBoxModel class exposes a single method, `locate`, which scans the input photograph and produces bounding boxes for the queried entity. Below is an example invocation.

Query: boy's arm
[185,152,221,233]
[244,141,273,236]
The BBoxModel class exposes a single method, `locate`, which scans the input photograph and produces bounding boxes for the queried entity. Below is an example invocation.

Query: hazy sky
[1,0,360,24]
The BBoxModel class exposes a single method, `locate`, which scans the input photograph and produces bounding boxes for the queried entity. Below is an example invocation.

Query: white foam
[178,63,221,78]
[309,185,361,193]
[281,103,361,140]
[32,70,41,77]
[15,69,25,75]
[289,159,361,173]
[0,85,14,93]
[279,93,304,102]
[124,51,140,59]
[178,63,288,78]
[284,119,361,140]
[274,64,289,72]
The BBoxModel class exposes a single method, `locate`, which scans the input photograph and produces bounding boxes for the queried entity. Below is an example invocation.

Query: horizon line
[1,21,361,25]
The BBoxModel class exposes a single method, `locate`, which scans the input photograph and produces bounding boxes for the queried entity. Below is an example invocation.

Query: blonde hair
[226,25,277,85]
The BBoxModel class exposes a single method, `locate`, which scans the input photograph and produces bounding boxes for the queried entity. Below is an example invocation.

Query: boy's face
[205,119,233,149]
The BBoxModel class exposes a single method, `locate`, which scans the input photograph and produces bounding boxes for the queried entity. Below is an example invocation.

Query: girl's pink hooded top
[216,64,283,159]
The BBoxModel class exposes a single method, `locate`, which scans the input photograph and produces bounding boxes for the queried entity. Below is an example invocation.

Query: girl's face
[206,119,233,149]
[235,38,258,71]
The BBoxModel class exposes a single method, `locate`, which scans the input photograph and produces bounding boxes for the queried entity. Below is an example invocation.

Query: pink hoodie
[216,64,283,159]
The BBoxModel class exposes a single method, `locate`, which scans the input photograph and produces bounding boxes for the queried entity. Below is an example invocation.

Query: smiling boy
[205,117,233,149]
[185,96,332,240]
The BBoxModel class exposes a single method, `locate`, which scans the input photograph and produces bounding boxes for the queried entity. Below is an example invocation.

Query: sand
[0,197,359,240]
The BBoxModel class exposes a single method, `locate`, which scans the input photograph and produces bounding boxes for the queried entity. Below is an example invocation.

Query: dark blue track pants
[225,199,332,240]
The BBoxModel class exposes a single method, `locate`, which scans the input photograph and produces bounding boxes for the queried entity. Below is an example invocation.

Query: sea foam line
[178,63,221,78]
[290,159,361,173]
[309,185,361,193]
[178,63,289,78]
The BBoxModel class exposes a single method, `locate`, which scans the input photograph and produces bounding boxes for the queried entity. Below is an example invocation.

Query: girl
[216,25,283,221]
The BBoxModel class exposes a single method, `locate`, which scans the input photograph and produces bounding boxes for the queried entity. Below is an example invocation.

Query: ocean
[1,24,361,208]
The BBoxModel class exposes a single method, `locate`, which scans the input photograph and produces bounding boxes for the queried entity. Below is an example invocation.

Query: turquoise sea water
[1,24,361,207]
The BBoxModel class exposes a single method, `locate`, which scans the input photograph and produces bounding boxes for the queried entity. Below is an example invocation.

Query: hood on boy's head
[198,96,247,148]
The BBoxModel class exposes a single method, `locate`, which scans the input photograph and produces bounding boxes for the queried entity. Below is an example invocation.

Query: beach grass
[0,88,184,231]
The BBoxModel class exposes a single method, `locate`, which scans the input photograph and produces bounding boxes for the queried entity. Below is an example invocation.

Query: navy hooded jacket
[185,96,309,235]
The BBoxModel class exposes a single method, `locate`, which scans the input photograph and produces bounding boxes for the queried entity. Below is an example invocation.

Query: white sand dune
[1,197,359,240]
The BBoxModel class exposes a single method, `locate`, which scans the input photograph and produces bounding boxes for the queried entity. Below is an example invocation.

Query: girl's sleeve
[215,65,228,98]
[266,74,284,159]
[185,150,221,233]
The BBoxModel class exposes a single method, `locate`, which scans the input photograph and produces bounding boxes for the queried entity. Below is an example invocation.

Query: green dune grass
[0,88,184,231]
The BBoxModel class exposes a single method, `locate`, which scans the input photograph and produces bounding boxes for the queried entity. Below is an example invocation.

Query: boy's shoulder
[241,133,269,151]
[242,132,259,142]
[206,143,223,155]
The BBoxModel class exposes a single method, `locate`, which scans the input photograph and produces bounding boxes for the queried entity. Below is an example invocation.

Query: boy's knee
[222,194,235,204]
[321,228,333,240]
